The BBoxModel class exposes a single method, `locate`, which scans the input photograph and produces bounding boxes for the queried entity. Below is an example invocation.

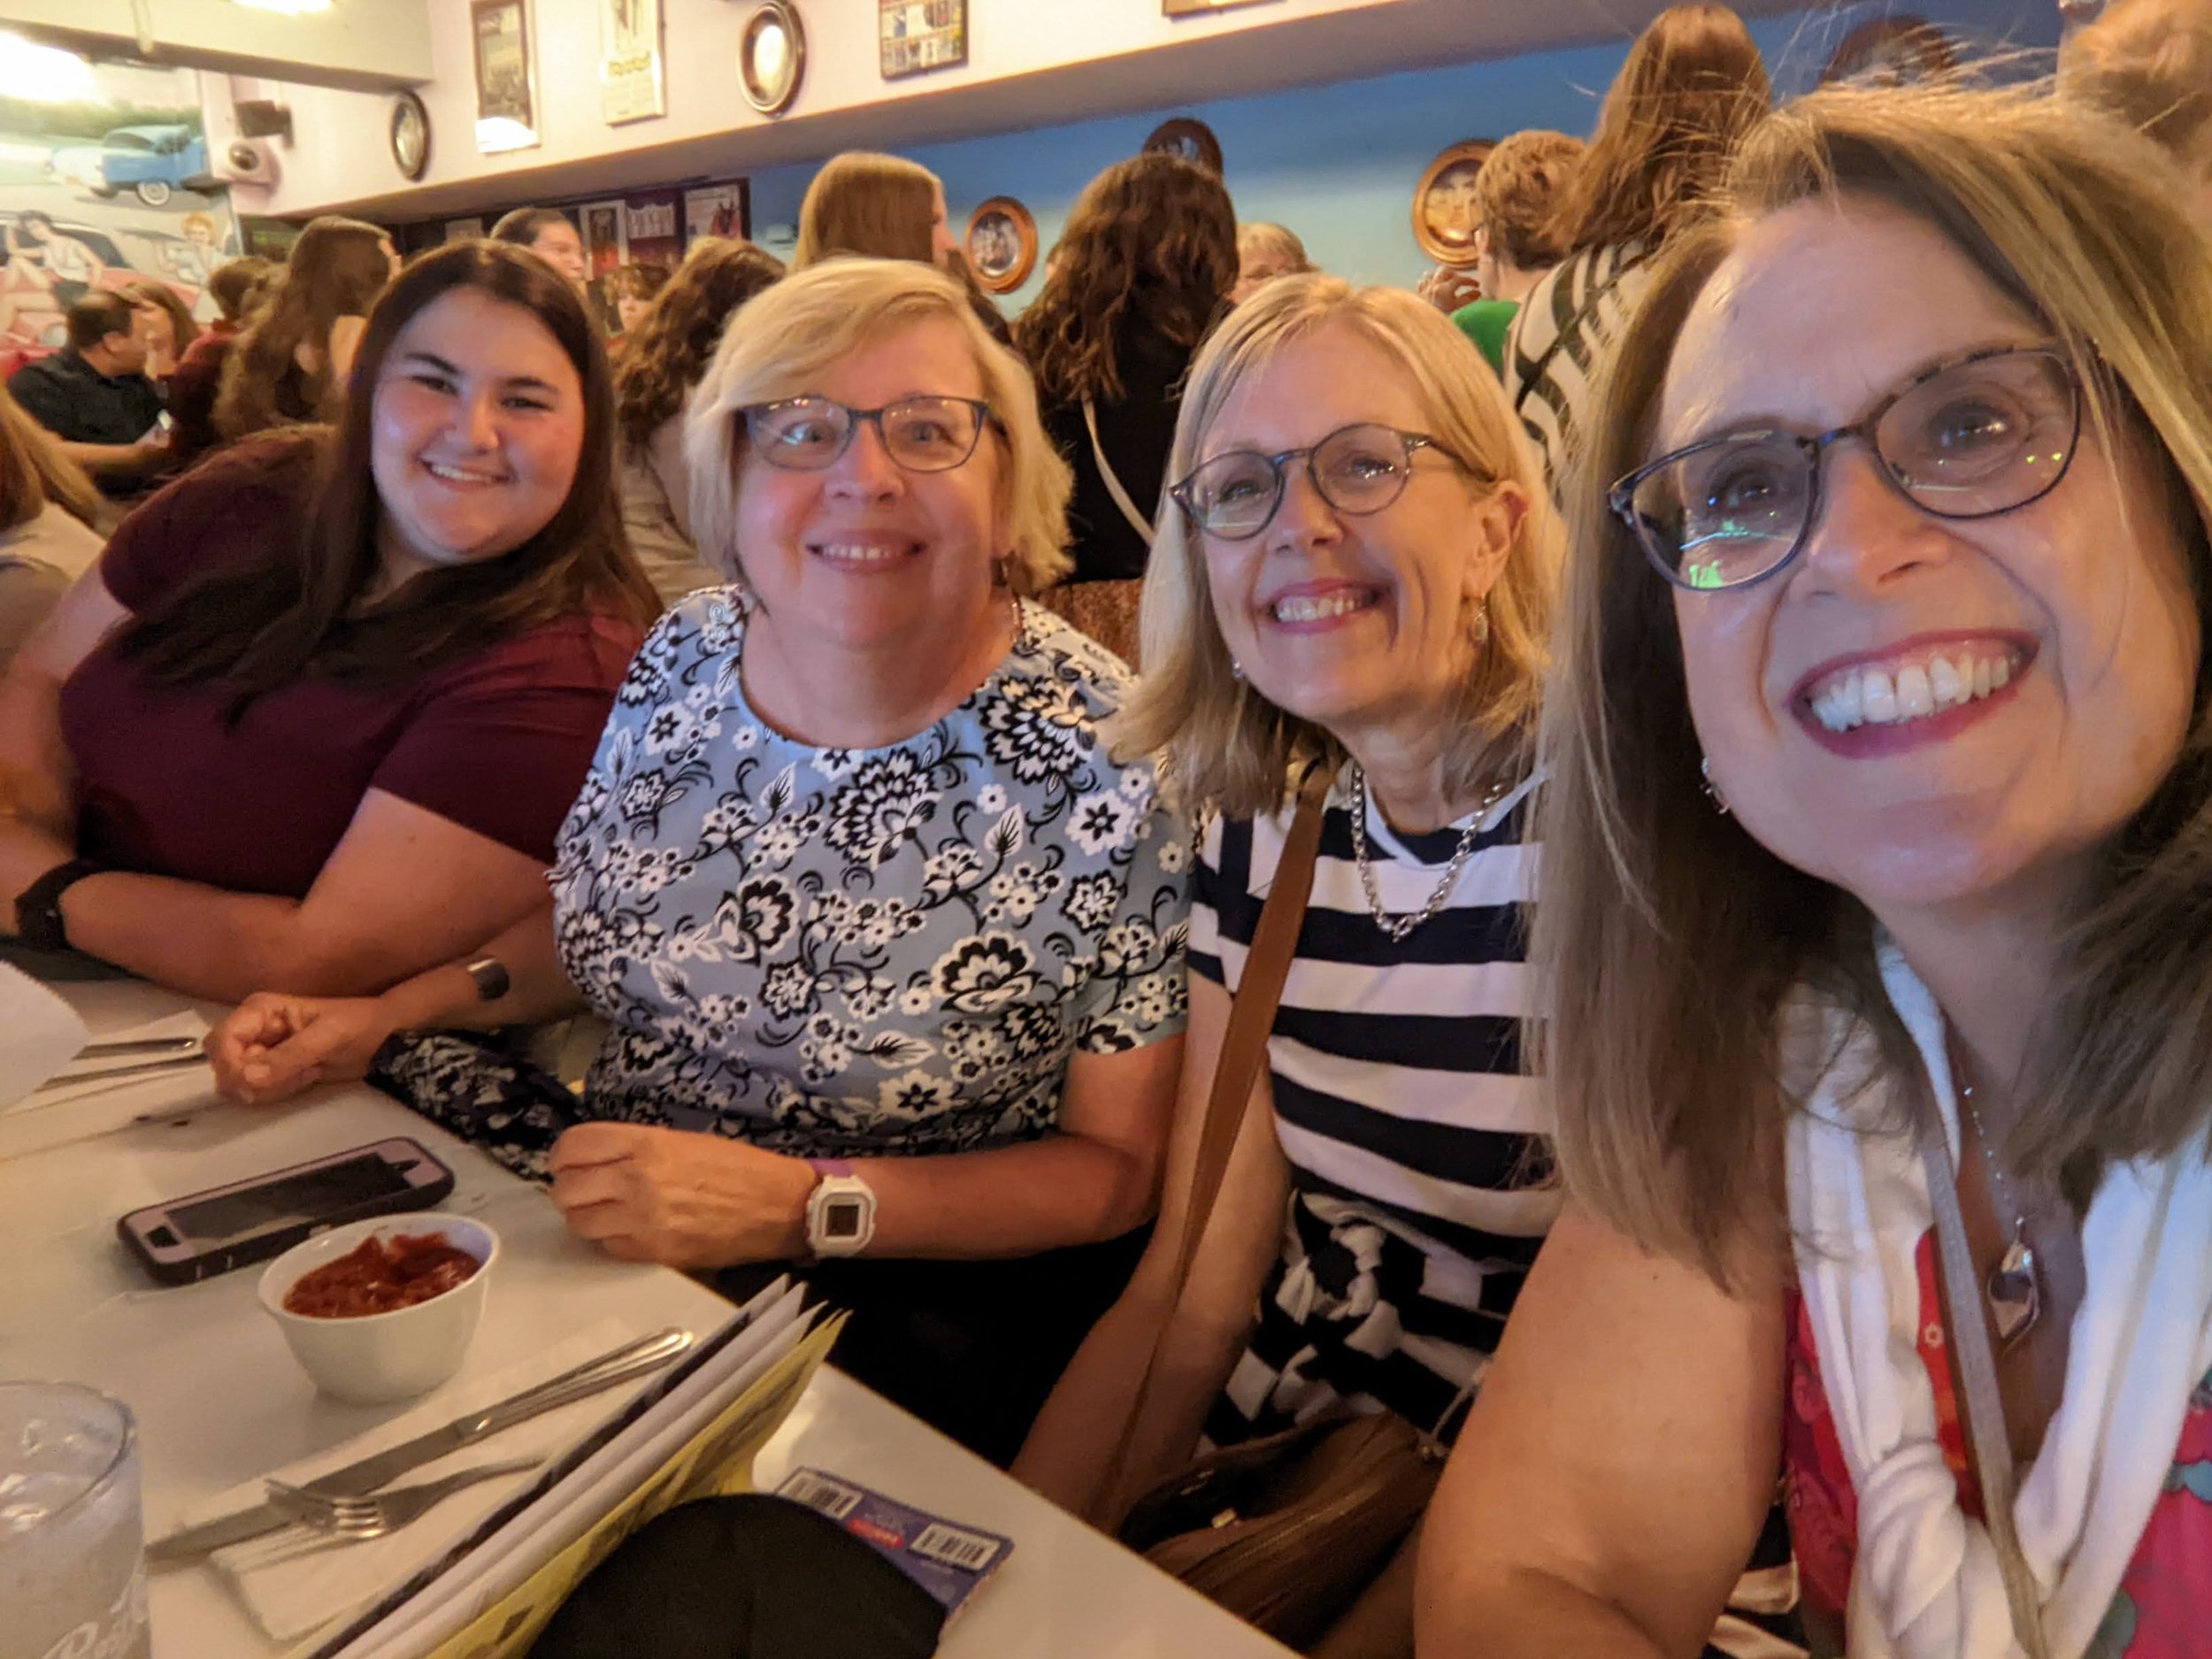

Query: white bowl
[257,1214,497,1405]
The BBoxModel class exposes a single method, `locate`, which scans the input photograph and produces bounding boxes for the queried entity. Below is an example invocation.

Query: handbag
[1108,764,1451,1652]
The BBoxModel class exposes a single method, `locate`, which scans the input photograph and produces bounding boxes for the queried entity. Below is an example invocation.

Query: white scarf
[1786,943,2212,1659]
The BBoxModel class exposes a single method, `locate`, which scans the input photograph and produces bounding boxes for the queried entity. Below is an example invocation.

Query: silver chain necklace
[1348,764,1514,943]
[1956,1058,2043,1348]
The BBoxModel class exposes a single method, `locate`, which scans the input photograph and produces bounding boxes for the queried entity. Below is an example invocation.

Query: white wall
[215,0,1813,220]
[0,0,432,89]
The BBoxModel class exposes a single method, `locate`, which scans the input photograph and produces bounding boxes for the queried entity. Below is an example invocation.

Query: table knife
[145,1325,692,1564]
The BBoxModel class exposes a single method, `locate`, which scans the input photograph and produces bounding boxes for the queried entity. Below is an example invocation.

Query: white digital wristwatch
[803,1159,877,1258]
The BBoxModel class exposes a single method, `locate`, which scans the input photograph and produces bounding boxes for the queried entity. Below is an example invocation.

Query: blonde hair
[1235,222,1312,273]
[684,257,1072,594]
[2061,0,2212,165]
[1114,273,1559,820]
[792,153,940,268]
[1536,79,2212,1280]
[0,388,97,532]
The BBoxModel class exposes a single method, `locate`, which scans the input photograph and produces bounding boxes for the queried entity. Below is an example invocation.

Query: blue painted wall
[743,0,2059,314]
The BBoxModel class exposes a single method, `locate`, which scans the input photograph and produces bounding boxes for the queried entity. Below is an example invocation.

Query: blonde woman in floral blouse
[207,259,1191,1464]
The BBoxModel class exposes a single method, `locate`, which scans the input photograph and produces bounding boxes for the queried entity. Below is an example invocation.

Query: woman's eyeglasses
[1610,344,2084,594]
[1171,422,1472,541]
[742,395,995,474]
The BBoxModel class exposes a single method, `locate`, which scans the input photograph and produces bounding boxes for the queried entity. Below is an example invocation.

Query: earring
[1229,657,1245,681]
[1470,597,1491,648]
[1700,757,1732,817]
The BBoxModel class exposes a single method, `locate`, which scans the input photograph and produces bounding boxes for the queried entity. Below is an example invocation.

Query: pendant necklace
[1955,1051,2043,1348]
[1348,764,1514,943]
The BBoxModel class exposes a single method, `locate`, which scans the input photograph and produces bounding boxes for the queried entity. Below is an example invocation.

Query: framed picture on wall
[879,0,967,81]
[601,0,666,125]
[684,181,752,246]
[471,0,540,153]
[964,197,1037,294]
[739,2,806,116]
[1411,139,1494,266]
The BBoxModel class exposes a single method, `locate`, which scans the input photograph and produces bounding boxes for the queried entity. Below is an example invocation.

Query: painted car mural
[88,125,211,207]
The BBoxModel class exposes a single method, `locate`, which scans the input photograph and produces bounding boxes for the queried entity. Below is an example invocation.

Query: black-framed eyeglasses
[741,395,997,474]
[1170,422,1474,541]
[1609,344,2084,594]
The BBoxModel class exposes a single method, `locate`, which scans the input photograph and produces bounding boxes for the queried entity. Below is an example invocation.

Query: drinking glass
[0,1383,149,1659]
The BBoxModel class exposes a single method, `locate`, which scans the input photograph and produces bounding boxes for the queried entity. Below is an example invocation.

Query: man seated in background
[1450,129,1586,374]
[6,293,169,498]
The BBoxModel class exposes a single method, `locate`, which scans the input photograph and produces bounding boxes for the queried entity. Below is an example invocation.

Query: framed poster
[471,0,540,154]
[879,0,967,81]
[443,217,488,244]
[1411,139,1494,266]
[964,197,1036,294]
[602,0,666,124]
[624,193,683,270]
[684,181,751,245]
[580,199,629,279]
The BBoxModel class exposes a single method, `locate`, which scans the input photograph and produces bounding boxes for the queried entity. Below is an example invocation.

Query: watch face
[822,1199,864,1240]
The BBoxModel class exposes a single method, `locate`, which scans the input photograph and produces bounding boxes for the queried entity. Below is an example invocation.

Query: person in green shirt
[1449,129,1587,373]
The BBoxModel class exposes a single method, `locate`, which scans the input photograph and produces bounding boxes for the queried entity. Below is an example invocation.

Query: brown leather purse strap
[1106,762,1332,1501]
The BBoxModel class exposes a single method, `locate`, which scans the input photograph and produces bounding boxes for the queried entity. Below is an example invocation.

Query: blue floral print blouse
[549,590,1192,1157]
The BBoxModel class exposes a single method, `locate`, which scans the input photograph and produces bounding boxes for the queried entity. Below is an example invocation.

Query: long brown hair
[214,216,392,441]
[124,242,655,705]
[1015,153,1237,404]
[120,279,202,360]
[1550,4,1771,257]
[613,238,785,457]
[0,387,97,531]
[792,153,939,267]
[1535,81,2212,1281]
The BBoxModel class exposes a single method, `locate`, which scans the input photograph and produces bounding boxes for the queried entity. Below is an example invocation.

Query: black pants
[373,1033,1147,1468]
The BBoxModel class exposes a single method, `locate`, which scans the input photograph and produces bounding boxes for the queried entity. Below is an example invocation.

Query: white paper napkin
[0,960,90,1109]
[193,1319,671,1645]
[12,1010,211,1110]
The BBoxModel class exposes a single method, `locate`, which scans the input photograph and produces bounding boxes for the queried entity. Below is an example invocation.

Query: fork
[264,1455,541,1540]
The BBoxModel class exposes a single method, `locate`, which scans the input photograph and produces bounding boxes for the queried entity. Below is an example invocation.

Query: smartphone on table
[117,1137,456,1286]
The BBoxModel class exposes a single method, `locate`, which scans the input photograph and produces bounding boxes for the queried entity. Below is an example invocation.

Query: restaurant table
[2,979,1294,1659]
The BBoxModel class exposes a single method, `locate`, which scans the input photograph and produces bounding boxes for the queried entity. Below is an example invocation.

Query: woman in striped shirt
[1012,274,1565,1647]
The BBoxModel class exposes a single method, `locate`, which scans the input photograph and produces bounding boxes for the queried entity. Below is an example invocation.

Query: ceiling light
[0,33,99,103]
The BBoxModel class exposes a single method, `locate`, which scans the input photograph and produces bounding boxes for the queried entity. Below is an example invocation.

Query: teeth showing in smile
[425,461,502,485]
[817,542,909,565]
[1807,647,2018,733]
[1271,589,1378,624]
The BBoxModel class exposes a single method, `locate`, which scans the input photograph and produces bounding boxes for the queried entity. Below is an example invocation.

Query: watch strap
[806,1158,855,1177]
[15,858,102,953]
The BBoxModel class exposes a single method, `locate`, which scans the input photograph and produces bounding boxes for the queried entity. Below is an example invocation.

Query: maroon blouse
[58,442,641,899]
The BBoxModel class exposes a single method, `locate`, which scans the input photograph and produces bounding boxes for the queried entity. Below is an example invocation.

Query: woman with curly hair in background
[1016,152,1237,629]
[611,237,785,604]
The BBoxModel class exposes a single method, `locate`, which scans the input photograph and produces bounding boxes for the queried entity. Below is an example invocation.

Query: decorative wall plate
[740,1,806,117]
[964,196,1037,293]
[1411,139,1494,266]
[390,89,431,181]
[1143,117,1223,175]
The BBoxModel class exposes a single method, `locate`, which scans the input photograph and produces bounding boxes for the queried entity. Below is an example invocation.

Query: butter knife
[146,1325,692,1564]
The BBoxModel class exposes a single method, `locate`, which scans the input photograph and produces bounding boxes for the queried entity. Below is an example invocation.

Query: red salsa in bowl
[281,1231,482,1318]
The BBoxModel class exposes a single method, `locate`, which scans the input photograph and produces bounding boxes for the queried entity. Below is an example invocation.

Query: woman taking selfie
[1419,83,2212,1659]
[612,236,785,604]
[215,216,397,442]
[208,258,1190,1468]
[0,242,655,999]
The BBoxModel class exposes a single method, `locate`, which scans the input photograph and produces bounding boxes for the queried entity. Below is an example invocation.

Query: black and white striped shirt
[1190,767,1555,1440]
[1501,241,1655,503]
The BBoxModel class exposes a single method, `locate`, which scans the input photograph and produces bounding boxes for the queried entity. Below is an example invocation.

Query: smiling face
[1195,319,1523,747]
[733,315,1005,655]
[1662,195,2201,921]
[369,286,588,592]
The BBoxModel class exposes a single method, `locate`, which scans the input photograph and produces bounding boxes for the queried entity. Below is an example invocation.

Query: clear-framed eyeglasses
[741,395,997,474]
[1170,422,1476,541]
[1609,343,2084,594]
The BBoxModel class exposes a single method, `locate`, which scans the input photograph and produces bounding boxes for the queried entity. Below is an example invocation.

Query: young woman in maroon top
[0,242,657,1000]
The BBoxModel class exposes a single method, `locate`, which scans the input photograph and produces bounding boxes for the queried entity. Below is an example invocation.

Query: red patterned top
[1782,1231,2212,1657]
